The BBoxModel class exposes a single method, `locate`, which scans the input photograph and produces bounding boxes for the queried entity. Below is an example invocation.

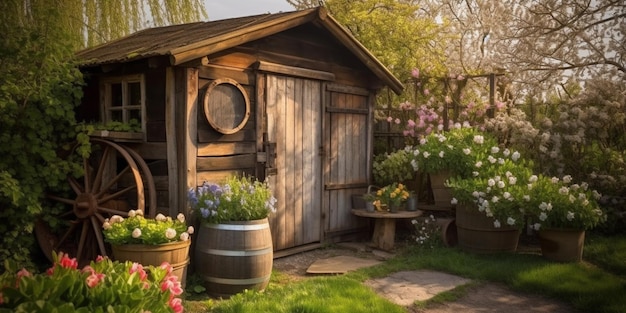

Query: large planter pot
[429,171,454,207]
[538,229,585,262]
[111,240,191,285]
[194,218,273,298]
[456,204,520,253]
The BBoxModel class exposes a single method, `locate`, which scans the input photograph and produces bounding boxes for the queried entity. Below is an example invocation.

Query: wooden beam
[197,142,257,156]
[325,107,368,115]
[182,68,198,216]
[165,67,178,216]
[178,56,209,68]
[255,61,335,81]
[196,154,257,171]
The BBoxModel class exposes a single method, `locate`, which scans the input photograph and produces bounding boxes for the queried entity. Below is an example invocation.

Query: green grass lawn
[184,232,626,313]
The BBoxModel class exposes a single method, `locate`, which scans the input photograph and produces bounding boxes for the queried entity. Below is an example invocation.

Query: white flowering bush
[484,79,626,198]
[410,125,499,178]
[525,174,606,230]
[188,175,277,224]
[103,210,193,245]
[448,157,534,229]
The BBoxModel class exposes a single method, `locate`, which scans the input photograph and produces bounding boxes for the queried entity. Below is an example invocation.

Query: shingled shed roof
[76,7,403,94]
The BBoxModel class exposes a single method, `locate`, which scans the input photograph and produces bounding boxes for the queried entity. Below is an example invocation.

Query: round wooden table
[351,209,423,251]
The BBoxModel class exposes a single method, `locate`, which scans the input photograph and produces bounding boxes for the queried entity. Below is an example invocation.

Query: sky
[204,0,296,20]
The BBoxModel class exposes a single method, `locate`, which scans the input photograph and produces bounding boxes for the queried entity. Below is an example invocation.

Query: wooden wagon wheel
[36,138,157,265]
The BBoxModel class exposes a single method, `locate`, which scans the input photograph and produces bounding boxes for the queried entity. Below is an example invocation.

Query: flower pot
[111,240,191,285]
[406,195,418,211]
[455,204,520,253]
[429,171,455,207]
[389,203,402,213]
[538,229,585,262]
[194,218,273,298]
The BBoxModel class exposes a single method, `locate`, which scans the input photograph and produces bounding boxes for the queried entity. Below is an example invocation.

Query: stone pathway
[364,270,471,306]
[274,242,577,312]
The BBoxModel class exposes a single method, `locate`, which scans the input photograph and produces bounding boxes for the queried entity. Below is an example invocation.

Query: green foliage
[79,119,142,133]
[372,148,415,185]
[0,252,184,312]
[325,0,447,83]
[0,3,84,269]
[207,276,406,313]
[188,175,277,224]
[584,233,626,277]
[103,210,192,245]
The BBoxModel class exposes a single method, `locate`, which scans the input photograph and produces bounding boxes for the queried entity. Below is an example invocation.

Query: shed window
[203,78,250,134]
[101,74,144,130]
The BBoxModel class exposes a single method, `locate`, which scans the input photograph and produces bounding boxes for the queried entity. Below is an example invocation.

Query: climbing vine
[0,5,84,269]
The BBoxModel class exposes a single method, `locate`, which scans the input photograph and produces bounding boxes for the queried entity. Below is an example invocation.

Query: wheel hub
[73,193,98,219]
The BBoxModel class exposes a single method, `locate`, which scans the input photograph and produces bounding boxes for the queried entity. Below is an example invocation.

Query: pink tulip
[86,272,105,288]
[130,263,148,281]
[169,297,184,313]
[59,254,78,269]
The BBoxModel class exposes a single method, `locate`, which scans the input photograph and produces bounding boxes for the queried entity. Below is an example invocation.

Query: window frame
[99,74,146,133]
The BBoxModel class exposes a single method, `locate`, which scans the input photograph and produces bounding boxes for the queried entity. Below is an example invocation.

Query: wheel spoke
[47,194,76,206]
[77,219,89,261]
[95,166,131,198]
[98,185,136,204]
[54,222,78,251]
[90,216,108,257]
[82,158,91,193]
[68,176,83,195]
[97,205,130,217]
[92,145,112,194]
[94,212,106,224]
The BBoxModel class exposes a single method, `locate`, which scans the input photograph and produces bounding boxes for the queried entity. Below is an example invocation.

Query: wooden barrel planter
[538,229,585,262]
[194,218,273,298]
[456,204,520,253]
[111,240,191,285]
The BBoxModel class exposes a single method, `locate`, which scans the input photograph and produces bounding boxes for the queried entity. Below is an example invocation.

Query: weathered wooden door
[263,74,323,251]
[324,84,371,235]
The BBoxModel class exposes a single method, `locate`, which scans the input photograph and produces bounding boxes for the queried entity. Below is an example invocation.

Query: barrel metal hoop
[198,247,273,256]
[202,275,270,285]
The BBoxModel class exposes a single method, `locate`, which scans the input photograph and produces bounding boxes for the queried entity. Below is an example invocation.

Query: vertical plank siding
[325,85,371,233]
[265,74,322,250]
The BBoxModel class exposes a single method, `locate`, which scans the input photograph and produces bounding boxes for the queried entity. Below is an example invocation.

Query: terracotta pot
[455,204,520,253]
[538,229,585,262]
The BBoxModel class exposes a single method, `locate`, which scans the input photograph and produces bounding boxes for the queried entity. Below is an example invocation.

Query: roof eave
[169,8,320,66]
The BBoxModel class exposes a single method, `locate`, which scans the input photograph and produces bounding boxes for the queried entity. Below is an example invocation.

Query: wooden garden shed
[75,7,403,256]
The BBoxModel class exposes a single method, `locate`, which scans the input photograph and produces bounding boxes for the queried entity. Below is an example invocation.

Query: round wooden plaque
[203,78,250,134]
